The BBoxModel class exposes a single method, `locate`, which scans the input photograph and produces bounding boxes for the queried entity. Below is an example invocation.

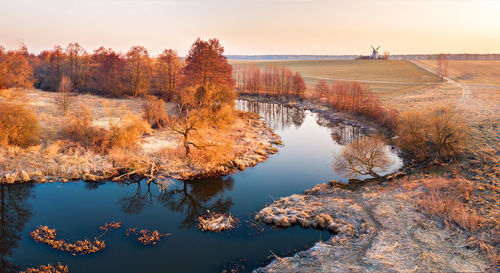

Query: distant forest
[226,54,500,61]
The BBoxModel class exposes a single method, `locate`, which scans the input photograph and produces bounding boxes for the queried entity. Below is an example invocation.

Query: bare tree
[56,76,73,115]
[383,51,390,60]
[333,136,393,178]
[438,53,448,82]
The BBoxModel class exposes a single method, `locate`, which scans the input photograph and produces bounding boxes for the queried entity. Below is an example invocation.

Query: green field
[231,60,442,94]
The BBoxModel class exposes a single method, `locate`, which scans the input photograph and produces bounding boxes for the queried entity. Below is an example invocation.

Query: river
[0,100,401,273]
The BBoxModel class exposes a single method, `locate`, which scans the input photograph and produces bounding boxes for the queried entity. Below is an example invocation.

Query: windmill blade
[376,46,381,50]
[371,45,375,50]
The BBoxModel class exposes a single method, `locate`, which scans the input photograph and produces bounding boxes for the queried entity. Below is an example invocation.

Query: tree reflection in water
[158,177,234,229]
[238,99,363,145]
[237,100,305,130]
[117,177,234,229]
[0,184,34,273]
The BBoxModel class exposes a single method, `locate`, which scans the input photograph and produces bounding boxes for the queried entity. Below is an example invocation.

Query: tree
[383,51,390,60]
[65,43,87,89]
[167,86,206,157]
[91,47,126,96]
[126,46,152,97]
[182,38,234,91]
[438,53,448,82]
[154,49,180,101]
[56,76,73,115]
[291,72,306,97]
[333,136,393,178]
[0,46,34,91]
[314,79,330,99]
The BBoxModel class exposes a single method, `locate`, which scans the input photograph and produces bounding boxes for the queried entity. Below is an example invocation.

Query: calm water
[0,100,401,273]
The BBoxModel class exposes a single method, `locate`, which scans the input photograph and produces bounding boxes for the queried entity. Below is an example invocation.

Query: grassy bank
[0,89,280,183]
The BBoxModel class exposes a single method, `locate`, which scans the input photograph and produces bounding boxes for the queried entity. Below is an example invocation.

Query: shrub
[0,102,40,147]
[143,95,167,129]
[62,104,149,154]
[395,105,467,161]
[333,136,393,178]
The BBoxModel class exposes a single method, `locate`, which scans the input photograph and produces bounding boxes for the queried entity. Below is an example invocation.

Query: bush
[143,95,167,129]
[395,105,467,161]
[0,102,40,147]
[62,105,149,154]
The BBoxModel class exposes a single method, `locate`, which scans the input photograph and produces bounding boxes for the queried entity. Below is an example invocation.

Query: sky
[1,0,499,56]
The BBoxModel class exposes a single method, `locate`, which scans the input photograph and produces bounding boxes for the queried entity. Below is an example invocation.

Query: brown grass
[125,228,171,246]
[30,225,106,255]
[197,212,239,232]
[20,263,69,273]
[396,177,483,232]
[0,102,40,147]
[62,104,150,154]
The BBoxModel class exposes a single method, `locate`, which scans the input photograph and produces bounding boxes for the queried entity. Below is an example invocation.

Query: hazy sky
[1,0,499,56]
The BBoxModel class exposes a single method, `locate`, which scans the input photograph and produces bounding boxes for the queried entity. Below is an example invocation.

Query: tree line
[233,64,306,98]
[1,40,233,102]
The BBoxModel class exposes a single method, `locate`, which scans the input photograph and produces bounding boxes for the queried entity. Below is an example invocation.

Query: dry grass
[20,263,69,273]
[416,60,500,85]
[62,104,150,154]
[30,225,106,255]
[197,212,239,232]
[125,228,171,246]
[0,102,40,147]
[396,177,483,231]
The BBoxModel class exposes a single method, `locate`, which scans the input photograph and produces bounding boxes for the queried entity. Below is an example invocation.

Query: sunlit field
[231,60,442,94]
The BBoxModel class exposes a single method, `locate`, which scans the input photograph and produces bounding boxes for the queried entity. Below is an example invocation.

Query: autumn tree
[291,72,306,97]
[91,47,126,96]
[0,46,34,91]
[438,53,448,82]
[56,76,73,115]
[314,79,330,99]
[126,46,152,97]
[182,38,234,92]
[333,136,393,178]
[65,42,88,90]
[153,49,180,101]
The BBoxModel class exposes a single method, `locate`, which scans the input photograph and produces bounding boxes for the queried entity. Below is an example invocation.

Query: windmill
[371,45,380,59]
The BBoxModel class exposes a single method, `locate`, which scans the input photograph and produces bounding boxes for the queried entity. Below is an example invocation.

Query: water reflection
[116,177,234,229]
[0,184,33,273]
[237,100,305,130]
[158,178,234,229]
[238,99,363,145]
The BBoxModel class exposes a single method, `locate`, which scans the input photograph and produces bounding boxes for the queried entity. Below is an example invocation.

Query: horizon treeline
[0,39,237,101]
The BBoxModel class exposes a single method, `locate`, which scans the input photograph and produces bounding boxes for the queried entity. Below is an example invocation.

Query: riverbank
[254,179,491,272]
[248,79,499,271]
[0,89,280,184]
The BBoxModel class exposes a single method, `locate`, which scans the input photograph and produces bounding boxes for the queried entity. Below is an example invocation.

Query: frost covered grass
[197,212,239,232]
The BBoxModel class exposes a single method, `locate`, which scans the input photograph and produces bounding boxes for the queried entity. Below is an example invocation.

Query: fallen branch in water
[197,211,239,232]
[97,221,122,239]
[125,228,171,246]
[30,226,105,255]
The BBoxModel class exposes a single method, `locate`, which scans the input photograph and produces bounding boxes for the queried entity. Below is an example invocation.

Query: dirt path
[410,60,473,101]
[302,74,440,85]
